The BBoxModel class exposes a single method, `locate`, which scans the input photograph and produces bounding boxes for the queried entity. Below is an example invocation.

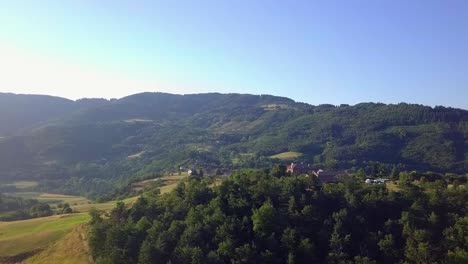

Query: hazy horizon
[1,1,467,109]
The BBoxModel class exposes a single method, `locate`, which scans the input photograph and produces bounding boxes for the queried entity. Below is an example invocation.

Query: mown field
[70,196,138,213]
[23,223,91,264]
[0,193,122,263]
[72,174,187,212]
[4,181,39,189]
[0,214,90,263]
[270,151,303,161]
[9,192,91,205]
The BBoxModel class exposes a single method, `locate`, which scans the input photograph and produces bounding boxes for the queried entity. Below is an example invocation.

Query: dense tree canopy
[88,169,468,263]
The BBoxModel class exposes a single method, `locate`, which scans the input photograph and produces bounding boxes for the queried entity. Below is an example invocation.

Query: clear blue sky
[0,1,467,109]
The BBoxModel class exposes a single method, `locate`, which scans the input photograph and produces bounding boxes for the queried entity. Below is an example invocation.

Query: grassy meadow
[0,214,90,261]
[71,196,139,213]
[270,151,303,161]
[7,192,89,204]
[23,224,91,264]
[10,181,39,189]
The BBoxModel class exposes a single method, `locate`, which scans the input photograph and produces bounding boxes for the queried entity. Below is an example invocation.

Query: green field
[159,180,182,194]
[270,151,303,161]
[23,223,91,264]
[1,181,38,190]
[12,181,39,189]
[0,195,140,262]
[0,214,90,260]
[7,192,91,209]
[71,196,139,213]
[37,193,90,206]
[154,174,189,194]
[132,173,188,195]
[70,174,187,213]
[7,173,187,214]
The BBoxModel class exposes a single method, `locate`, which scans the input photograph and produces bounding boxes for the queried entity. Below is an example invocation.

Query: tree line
[0,194,53,221]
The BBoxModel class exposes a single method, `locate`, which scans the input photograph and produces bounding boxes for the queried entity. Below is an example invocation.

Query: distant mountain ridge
[0,92,110,136]
[0,92,466,197]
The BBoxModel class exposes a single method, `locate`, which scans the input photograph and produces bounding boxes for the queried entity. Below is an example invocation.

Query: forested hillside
[88,169,468,263]
[0,93,109,136]
[0,92,466,198]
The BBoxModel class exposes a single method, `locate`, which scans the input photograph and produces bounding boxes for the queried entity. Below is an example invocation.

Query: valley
[1,0,467,262]
[0,93,466,205]
[0,92,466,263]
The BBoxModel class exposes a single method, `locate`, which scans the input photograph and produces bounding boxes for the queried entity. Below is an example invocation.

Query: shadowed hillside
[0,93,109,136]
[0,92,466,198]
